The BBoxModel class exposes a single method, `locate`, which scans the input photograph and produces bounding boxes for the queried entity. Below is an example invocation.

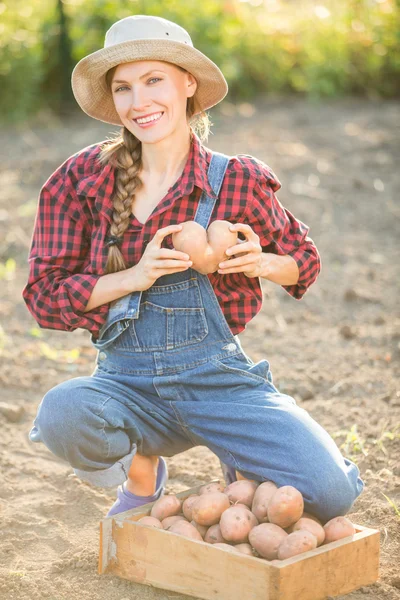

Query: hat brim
[71,39,228,126]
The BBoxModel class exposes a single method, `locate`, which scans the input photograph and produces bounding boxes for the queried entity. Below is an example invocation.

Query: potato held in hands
[172,220,238,275]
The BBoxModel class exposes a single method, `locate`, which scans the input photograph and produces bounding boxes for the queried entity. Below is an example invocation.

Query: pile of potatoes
[136,480,356,561]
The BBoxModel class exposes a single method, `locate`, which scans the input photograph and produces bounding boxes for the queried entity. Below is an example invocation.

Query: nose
[128,85,152,114]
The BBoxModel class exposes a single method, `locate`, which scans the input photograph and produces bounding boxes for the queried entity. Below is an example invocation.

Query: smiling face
[110,60,197,142]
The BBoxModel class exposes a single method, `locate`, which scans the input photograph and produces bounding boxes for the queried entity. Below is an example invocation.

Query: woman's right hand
[122,224,193,292]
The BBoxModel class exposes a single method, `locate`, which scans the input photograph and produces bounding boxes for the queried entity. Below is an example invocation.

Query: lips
[133,112,164,124]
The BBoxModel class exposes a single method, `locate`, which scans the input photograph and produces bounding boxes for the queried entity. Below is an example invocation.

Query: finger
[229,223,260,242]
[219,255,257,270]
[151,224,184,246]
[153,259,192,269]
[225,241,260,257]
[155,266,192,276]
[218,266,254,274]
[158,248,191,261]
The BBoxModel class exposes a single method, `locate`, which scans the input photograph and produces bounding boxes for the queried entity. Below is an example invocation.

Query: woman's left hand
[218,223,264,278]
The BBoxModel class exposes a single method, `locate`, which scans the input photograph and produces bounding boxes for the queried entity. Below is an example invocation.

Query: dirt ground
[0,96,399,600]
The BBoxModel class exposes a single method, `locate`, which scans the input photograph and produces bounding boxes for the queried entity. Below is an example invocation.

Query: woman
[22,14,364,519]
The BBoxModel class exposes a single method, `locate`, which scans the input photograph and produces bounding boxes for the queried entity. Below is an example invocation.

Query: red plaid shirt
[22,132,321,340]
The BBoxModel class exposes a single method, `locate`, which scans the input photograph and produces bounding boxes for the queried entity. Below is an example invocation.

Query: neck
[140,126,192,187]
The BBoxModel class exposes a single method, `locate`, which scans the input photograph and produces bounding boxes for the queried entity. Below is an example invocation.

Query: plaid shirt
[22,132,321,340]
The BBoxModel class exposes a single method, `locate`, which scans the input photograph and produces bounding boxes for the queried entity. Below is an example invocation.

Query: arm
[259,253,300,286]
[22,175,110,335]
[247,175,321,299]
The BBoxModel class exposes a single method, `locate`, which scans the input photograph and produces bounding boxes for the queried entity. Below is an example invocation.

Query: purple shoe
[107,456,168,517]
[219,460,237,487]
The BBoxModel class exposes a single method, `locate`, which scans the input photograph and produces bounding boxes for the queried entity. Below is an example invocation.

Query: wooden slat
[272,528,380,600]
[111,519,275,600]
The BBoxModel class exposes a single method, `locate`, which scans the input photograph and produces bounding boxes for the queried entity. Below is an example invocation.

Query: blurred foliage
[0,0,399,123]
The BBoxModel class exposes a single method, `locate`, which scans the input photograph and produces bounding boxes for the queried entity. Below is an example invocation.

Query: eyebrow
[112,70,165,85]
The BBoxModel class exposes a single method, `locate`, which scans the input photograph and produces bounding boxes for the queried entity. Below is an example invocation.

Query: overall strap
[194,150,231,229]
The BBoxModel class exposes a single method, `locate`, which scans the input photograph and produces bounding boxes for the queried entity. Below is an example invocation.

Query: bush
[0,0,399,123]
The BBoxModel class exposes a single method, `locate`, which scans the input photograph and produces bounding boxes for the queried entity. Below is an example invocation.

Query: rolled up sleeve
[246,171,321,299]
[22,176,109,335]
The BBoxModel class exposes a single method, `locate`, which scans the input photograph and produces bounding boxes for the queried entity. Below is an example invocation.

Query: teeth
[136,112,163,124]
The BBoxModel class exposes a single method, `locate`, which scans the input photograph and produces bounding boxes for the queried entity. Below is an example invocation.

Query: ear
[186,73,198,98]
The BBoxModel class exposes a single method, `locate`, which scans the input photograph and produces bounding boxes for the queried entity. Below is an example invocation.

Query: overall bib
[29,151,364,522]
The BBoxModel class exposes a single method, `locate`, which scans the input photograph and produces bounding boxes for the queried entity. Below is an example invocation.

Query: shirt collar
[76,131,218,223]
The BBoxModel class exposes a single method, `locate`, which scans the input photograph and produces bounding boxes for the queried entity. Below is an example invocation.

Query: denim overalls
[29,150,364,522]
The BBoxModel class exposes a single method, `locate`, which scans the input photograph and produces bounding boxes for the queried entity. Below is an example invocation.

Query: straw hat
[71,14,229,126]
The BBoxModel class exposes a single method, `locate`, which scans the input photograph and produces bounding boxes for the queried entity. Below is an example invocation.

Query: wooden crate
[99,480,380,600]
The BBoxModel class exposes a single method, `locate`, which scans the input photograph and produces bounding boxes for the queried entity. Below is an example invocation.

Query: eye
[113,78,162,93]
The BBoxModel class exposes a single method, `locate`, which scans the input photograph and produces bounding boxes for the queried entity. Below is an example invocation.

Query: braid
[100,128,142,274]
[98,63,212,276]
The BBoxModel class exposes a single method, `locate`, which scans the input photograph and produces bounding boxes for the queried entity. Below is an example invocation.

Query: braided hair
[98,64,212,275]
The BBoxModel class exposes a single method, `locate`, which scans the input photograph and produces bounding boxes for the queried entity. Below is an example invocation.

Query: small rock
[374,315,385,325]
[343,288,380,304]
[297,385,315,401]
[344,288,359,302]
[392,577,400,589]
[390,391,400,407]
[0,402,25,423]
[339,324,357,339]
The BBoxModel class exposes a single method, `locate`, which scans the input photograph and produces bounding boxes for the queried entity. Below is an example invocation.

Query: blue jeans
[28,150,364,523]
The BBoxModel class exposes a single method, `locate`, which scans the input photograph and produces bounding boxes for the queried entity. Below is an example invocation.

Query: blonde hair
[98,64,212,275]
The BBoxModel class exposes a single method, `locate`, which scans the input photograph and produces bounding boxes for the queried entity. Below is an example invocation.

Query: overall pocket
[210,354,270,385]
[129,276,208,351]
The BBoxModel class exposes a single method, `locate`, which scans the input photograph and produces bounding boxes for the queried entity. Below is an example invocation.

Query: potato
[302,511,322,524]
[161,515,187,529]
[182,494,200,521]
[137,516,163,528]
[190,520,209,537]
[323,516,355,544]
[204,523,226,544]
[150,494,182,521]
[224,480,259,508]
[248,523,288,560]
[291,517,325,546]
[251,481,278,523]
[277,530,318,560]
[267,486,304,528]
[207,220,238,267]
[234,543,255,556]
[219,504,258,543]
[168,520,204,541]
[199,482,225,495]
[191,491,230,526]
[212,543,242,554]
[172,220,238,275]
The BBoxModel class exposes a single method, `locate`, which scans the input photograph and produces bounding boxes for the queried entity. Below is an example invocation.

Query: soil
[0,96,399,599]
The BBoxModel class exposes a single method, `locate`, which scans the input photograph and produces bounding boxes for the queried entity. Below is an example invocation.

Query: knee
[305,461,365,523]
[32,378,100,464]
